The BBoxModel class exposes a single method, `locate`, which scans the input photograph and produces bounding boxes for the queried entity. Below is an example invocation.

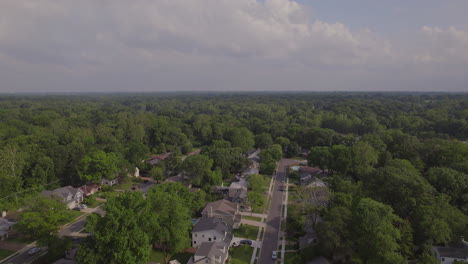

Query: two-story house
[201,199,241,229]
[192,217,232,248]
[41,186,84,209]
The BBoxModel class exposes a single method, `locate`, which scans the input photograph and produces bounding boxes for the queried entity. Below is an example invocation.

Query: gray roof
[435,246,468,259]
[0,218,13,235]
[202,200,238,217]
[229,180,248,189]
[41,186,81,200]
[194,241,229,263]
[192,217,231,234]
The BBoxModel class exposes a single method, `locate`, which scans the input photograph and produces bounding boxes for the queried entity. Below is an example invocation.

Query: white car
[80,204,88,209]
[27,247,41,256]
[272,251,278,260]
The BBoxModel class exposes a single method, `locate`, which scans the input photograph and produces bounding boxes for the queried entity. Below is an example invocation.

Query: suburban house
[0,218,14,240]
[295,166,327,185]
[247,149,261,163]
[432,246,468,264]
[147,153,170,166]
[102,177,119,186]
[79,184,100,197]
[41,186,84,209]
[201,199,241,229]
[192,217,233,248]
[228,180,248,203]
[187,241,230,264]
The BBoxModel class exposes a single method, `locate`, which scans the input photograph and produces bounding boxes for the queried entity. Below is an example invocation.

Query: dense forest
[0,92,467,263]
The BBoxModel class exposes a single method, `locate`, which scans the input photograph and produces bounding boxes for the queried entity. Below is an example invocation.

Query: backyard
[148,248,193,264]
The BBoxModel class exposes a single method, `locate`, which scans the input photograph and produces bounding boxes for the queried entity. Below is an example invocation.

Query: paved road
[5,207,104,264]
[258,159,295,264]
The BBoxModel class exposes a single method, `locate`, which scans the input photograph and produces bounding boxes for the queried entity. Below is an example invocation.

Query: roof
[299,166,323,175]
[229,180,248,189]
[150,153,171,161]
[202,200,238,217]
[434,246,468,259]
[164,175,185,183]
[79,184,99,196]
[192,217,231,234]
[41,186,81,200]
[194,241,229,263]
[242,167,259,176]
[0,218,13,235]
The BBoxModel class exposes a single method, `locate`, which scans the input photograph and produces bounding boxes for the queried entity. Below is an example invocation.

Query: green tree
[227,127,255,153]
[150,167,165,183]
[352,198,405,264]
[16,196,73,246]
[255,133,273,148]
[79,150,122,183]
[181,154,213,186]
[308,146,332,170]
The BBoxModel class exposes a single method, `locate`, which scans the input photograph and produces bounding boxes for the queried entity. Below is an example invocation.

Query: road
[4,207,104,264]
[258,159,295,264]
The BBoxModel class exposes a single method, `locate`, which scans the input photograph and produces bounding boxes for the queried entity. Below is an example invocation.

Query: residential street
[3,207,104,264]
[258,159,295,264]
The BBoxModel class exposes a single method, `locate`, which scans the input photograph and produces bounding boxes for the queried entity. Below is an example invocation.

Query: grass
[67,210,85,221]
[284,252,301,264]
[148,248,193,264]
[242,215,262,222]
[233,224,259,240]
[114,181,135,191]
[230,245,254,264]
[0,249,15,260]
[8,235,35,244]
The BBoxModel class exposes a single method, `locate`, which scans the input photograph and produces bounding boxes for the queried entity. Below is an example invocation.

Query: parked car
[80,204,87,209]
[27,247,41,256]
[72,207,81,211]
[240,239,252,245]
[272,250,278,260]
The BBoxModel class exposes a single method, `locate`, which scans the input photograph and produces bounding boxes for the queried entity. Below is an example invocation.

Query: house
[297,166,327,185]
[79,184,100,197]
[0,218,14,240]
[247,149,261,163]
[228,180,248,203]
[42,186,84,209]
[187,241,230,264]
[201,199,241,229]
[432,246,468,264]
[192,217,233,248]
[102,178,119,186]
[147,153,170,166]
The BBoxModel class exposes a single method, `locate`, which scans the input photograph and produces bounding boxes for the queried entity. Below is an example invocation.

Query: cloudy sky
[1,0,467,93]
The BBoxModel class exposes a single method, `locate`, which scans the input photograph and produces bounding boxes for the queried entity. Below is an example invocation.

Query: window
[214,236,217,240]
[209,238,212,241]
[202,235,205,238]
[195,234,197,237]
[194,241,196,244]
[441,258,445,261]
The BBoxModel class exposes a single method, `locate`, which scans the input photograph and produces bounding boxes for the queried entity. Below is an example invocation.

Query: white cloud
[417,26,468,63]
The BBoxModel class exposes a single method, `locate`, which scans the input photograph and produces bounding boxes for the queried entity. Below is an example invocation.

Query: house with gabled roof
[41,186,84,209]
[192,217,233,248]
[187,241,230,264]
[201,199,241,229]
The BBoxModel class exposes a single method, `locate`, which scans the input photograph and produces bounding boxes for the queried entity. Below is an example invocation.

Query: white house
[41,186,84,209]
[192,217,232,248]
[432,246,468,264]
[102,178,119,186]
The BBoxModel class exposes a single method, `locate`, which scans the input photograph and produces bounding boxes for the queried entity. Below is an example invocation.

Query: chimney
[209,206,213,218]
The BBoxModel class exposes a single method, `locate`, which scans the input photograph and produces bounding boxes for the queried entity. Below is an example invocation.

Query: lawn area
[67,210,85,221]
[242,215,262,222]
[114,181,135,191]
[229,245,254,264]
[0,248,15,261]
[83,198,104,208]
[8,235,35,244]
[148,249,193,264]
[233,224,259,240]
[284,252,301,264]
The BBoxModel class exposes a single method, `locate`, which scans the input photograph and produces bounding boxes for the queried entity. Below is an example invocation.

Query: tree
[308,146,332,170]
[76,192,151,264]
[351,142,378,178]
[255,133,273,148]
[248,174,266,193]
[352,198,405,264]
[79,151,122,183]
[16,196,73,246]
[150,167,165,183]
[227,127,255,153]
[146,185,192,264]
[426,167,468,214]
[181,154,213,186]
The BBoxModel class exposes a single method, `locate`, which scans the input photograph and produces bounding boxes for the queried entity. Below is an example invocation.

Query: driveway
[258,159,296,264]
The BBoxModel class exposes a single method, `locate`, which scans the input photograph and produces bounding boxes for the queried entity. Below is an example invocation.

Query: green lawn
[0,248,15,261]
[284,252,301,264]
[148,249,193,264]
[242,215,262,222]
[114,181,135,191]
[233,224,259,240]
[67,210,85,222]
[229,245,254,264]
[83,198,104,208]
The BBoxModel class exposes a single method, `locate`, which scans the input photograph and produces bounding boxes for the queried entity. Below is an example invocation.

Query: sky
[0,0,468,93]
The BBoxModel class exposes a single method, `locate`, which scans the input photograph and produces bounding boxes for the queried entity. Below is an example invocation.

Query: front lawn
[229,245,254,264]
[0,249,15,261]
[233,224,259,240]
[242,215,262,222]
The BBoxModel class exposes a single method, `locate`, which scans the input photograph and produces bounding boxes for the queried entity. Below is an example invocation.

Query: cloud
[416,26,468,63]
[0,0,391,68]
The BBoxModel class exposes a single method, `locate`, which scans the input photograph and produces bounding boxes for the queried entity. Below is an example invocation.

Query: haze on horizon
[1,0,468,93]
